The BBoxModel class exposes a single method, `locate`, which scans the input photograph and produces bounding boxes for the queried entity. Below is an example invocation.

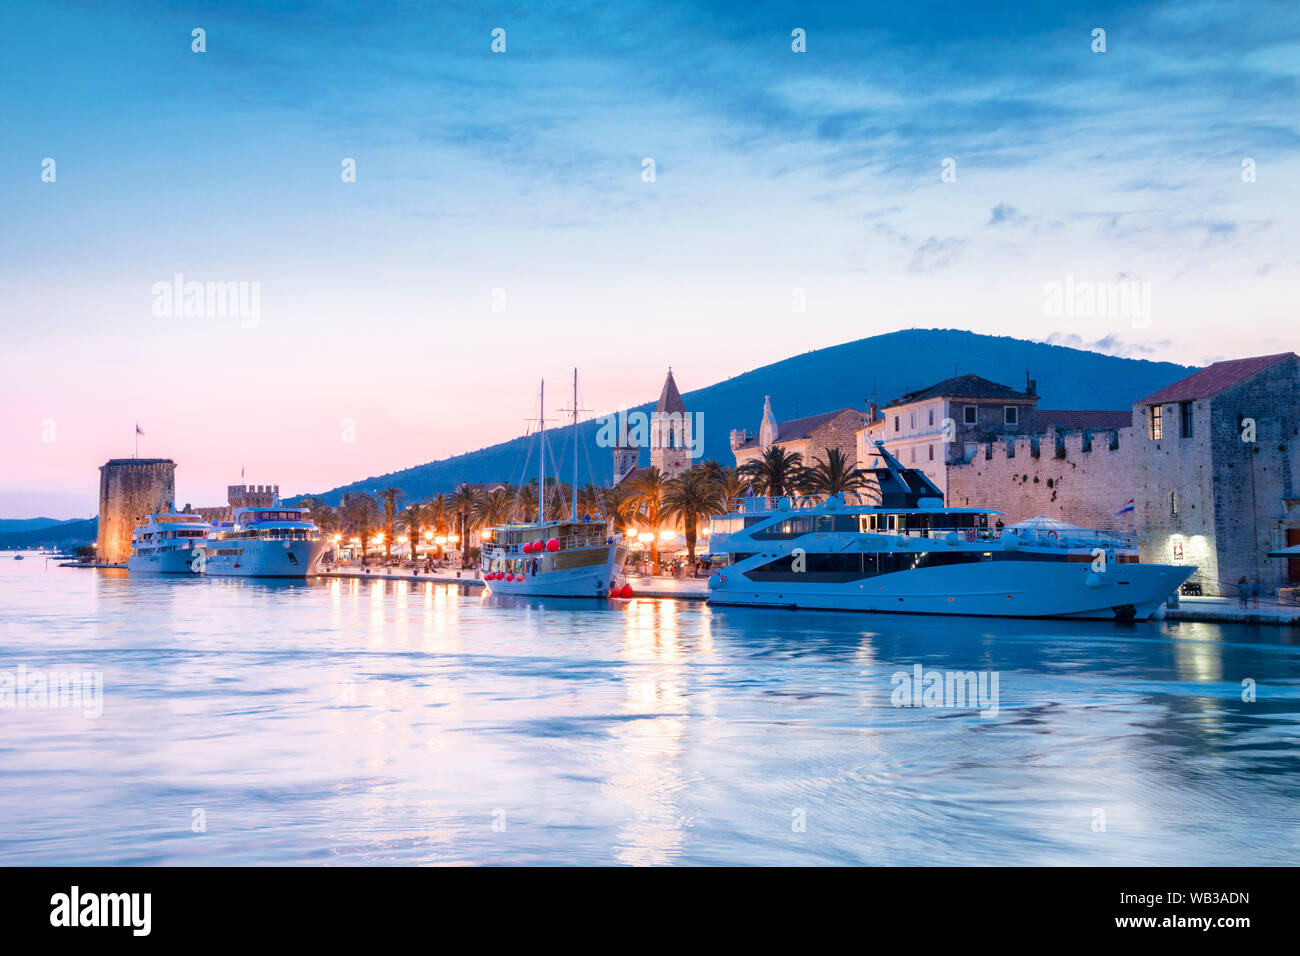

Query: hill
[0,517,67,533]
[0,517,97,549]
[294,329,1193,504]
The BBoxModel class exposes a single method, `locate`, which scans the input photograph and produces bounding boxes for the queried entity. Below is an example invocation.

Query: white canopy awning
[1267,544,1300,558]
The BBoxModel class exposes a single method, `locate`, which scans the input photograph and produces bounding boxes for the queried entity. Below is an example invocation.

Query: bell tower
[650,368,692,477]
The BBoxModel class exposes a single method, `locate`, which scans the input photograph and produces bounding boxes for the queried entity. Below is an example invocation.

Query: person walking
[1238,575,1250,608]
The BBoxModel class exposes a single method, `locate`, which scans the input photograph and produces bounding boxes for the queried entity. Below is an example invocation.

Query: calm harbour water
[1,554,1298,866]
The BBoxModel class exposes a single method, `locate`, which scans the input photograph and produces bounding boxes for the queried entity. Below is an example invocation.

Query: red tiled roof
[1138,353,1295,405]
[1035,409,1131,431]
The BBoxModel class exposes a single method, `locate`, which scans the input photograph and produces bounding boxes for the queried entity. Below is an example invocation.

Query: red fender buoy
[546,538,560,552]
[619,583,634,598]
[522,542,532,554]
[506,573,515,581]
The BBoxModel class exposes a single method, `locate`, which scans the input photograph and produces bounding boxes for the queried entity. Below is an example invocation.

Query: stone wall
[806,410,868,468]
[1132,354,1300,595]
[96,459,176,564]
[946,428,1135,530]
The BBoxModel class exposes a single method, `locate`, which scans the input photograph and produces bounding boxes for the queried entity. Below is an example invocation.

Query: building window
[964,405,977,425]
[1170,491,1178,515]
[928,407,935,426]
[1004,406,1019,426]
[910,447,916,463]
[894,416,900,433]
[1180,402,1193,439]
[928,444,934,460]
[1150,405,1163,440]
[910,412,916,429]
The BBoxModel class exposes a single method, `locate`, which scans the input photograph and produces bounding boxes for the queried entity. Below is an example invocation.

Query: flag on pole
[1115,498,1134,515]
[135,423,144,436]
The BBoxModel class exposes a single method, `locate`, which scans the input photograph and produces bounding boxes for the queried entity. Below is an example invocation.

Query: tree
[472,486,515,530]
[662,467,726,565]
[448,483,482,567]
[737,446,804,497]
[801,447,867,496]
[376,487,405,561]
[343,495,380,562]
[398,503,425,561]
[625,465,668,568]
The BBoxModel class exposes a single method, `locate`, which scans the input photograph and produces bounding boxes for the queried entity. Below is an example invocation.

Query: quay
[318,566,709,601]
[316,569,1299,623]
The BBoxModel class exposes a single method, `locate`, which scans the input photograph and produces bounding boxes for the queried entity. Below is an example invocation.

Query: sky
[3,0,1298,518]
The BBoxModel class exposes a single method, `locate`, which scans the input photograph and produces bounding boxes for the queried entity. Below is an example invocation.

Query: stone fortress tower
[96,459,176,564]
[650,368,692,478]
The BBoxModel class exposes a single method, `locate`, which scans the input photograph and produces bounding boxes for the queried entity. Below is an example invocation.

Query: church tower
[759,395,779,449]
[612,416,639,485]
[651,368,692,477]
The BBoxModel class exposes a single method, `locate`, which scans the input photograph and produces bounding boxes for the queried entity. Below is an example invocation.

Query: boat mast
[538,379,545,525]
[571,368,579,522]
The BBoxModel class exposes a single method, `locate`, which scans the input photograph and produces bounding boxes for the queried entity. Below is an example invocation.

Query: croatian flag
[1116,498,1134,515]
[135,423,144,436]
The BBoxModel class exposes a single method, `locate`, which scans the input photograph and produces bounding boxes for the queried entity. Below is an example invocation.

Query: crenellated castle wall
[945,428,1135,530]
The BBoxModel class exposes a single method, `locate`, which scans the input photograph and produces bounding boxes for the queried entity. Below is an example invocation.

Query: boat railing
[727,493,881,514]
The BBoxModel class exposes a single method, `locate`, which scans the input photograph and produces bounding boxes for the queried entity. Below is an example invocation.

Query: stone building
[730,396,866,469]
[190,484,281,524]
[856,374,1041,497]
[1132,352,1300,596]
[96,458,176,564]
[614,369,694,484]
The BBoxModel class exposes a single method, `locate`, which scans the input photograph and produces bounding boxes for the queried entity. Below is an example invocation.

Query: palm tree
[801,447,867,496]
[375,487,405,561]
[472,486,515,530]
[425,493,450,537]
[399,502,425,561]
[343,495,379,561]
[516,482,539,522]
[448,483,482,567]
[714,466,748,504]
[662,468,726,565]
[577,483,606,520]
[697,459,727,482]
[738,446,804,497]
[625,466,669,569]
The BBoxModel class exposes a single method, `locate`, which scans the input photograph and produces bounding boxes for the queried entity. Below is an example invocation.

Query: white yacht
[128,513,211,574]
[704,443,1193,621]
[481,372,629,598]
[202,504,329,578]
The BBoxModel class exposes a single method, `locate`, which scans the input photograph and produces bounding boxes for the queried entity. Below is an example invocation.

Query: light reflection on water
[0,556,1298,865]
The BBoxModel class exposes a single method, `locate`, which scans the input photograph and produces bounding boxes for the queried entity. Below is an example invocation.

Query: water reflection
[0,559,1297,865]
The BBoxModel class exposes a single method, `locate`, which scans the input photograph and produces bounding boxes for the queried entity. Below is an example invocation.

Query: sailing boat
[480,371,631,598]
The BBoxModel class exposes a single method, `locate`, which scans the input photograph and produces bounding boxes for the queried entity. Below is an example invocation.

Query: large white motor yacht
[704,443,1192,621]
[202,504,329,578]
[128,513,212,574]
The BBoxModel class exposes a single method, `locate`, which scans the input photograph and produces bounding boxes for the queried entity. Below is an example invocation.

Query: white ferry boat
[202,504,329,578]
[704,442,1193,621]
[481,372,629,598]
[128,513,211,574]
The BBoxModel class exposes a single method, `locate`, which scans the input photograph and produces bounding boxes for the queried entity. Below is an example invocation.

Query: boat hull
[128,545,204,574]
[483,545,627,598]
[202,539,329,578]
[707,559,1193,620]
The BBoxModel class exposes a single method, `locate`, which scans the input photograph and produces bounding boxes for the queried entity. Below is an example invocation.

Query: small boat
[128,513,210,573]
[481,371,628,598]
[704,441,1192,621]
[13,554,24,561]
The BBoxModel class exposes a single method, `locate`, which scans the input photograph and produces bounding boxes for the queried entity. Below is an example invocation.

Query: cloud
[988,203,1026,226]
[1042,332,1172,358]
[908,236,965,273]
